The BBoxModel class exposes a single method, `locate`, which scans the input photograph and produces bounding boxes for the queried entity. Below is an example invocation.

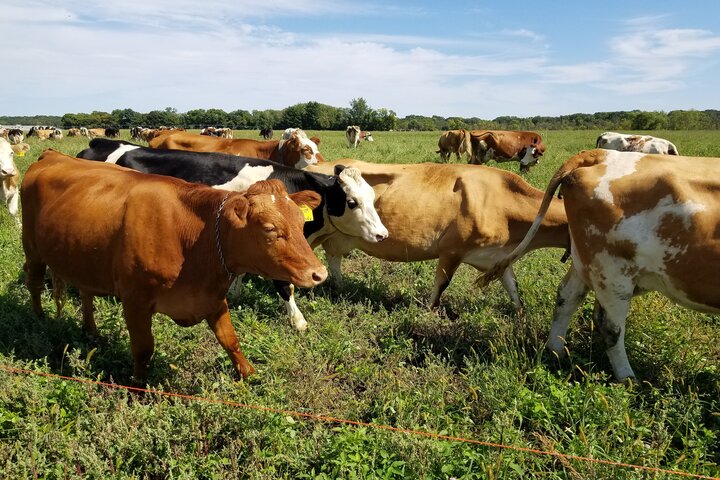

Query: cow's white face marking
[0,139,16,177]
[593,151,644,204]
[519,146,538,168]
[327,168,388,243]
[212,165,274,192]
[106,144,140,164]
[270,194,276,203]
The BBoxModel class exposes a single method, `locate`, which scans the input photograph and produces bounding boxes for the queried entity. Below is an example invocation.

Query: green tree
[348,98,372,128]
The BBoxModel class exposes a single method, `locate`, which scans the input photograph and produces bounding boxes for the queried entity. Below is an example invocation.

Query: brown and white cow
[0,138,20,225]
[596,131,679,155]
[7,128,24,144]
[150,130,324,169]
[67,128,82,137]
[437,129,472,162]
[480,149,720,381]
[22,150,328,381]
[346,125,361,148]
[469,130,545,173]
[308,160,569,310]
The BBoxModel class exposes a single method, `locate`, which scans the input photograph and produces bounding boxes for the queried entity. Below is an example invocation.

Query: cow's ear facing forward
[289,190,322,211]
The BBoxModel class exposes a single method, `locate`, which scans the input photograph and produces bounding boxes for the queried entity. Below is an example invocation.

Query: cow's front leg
[122,302,155,383]
[274,280,307,331]
[548,267,589,356]
[206,300,255,379]
[430,256,461,309]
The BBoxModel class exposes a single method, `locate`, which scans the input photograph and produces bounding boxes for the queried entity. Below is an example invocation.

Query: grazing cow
[308,160,569,310]
[105,127,120,138]
[0,138,20,225]
[22,150,328,380]
[77,138,388,330]
[469,130,545,173]
[480,149,720,381]
[595,131,679,155]
[437,129,471,162]
[67,128,82,137]
[150,131,325,169]
[80,127,89,137]
[346,125,361,148]
[31,129,54,140]
[130,126,144,140]
[260,128,274,139]
[8,129,24,144]
[360,131,374,142]
[87,128,106,138]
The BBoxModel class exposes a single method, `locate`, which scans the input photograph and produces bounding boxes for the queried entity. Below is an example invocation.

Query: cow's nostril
[376,233,387,242]
[312,271,327,283]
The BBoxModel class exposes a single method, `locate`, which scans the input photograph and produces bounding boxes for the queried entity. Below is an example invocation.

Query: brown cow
[67,128,82,137]
[480,149,720,381]
[87,128,106,138]
[22,150,328,381]
[437,129,471,162]
[308,160,569,310]
[150,130,325,169]
[469,130,545,173]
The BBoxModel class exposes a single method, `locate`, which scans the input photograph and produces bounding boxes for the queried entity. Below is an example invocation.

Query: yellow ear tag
[299,204,314,222]
[16,151,25,157]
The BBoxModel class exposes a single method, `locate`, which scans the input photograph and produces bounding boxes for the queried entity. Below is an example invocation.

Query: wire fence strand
[1,364,717,479]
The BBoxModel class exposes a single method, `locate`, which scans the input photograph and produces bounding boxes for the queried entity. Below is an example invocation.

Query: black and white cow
[77,138,388,331]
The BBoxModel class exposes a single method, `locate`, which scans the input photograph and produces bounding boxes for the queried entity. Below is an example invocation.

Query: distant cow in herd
[596,131,679,155]
[345,126,373,148]
[260,128,273,139]
[437,129,472,162]
[469,130,545,173]
[22,150,328,381]
[0,138,19,225]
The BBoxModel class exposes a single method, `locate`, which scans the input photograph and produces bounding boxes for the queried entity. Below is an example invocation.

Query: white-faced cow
[77,139,388,331]
[0,138,20,225]
[308,160,569,311]
[596,132,679,155]
[480,149,720,381]
[469,130,545,173]
[22,150,328,381]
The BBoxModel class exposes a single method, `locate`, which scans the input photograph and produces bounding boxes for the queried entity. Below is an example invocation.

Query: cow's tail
[51,270,67,318]
[477,150,604,288]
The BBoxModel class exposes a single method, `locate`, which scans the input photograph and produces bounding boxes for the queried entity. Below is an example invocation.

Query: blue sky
[3,0,720,118]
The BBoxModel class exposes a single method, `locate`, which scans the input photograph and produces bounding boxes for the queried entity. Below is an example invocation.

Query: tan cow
[150,130,325,169]
[469,130,545,173]
[87,128,106,138]
[0,138,20,225]
[22,150,328,381]
[308,160,569,310]
[437,129,472,162]
[67,128,82,137]
[481,149,720,381]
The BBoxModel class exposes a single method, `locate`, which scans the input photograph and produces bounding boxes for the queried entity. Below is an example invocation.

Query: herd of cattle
[0,125,714,384]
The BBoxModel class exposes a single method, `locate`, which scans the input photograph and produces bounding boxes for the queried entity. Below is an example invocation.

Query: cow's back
[22,151,189,295]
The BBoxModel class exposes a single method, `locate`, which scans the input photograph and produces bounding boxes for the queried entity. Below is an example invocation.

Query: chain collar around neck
[214,191,235,280]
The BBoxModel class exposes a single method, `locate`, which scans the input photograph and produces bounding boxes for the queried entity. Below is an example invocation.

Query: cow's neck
[255,140,280,160]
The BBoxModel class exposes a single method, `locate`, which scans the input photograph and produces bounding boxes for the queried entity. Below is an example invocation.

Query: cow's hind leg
[206,300,255,379]
[500,265,523,313]
[122,302,155,383]
[80,291,97,335]
[548,267,589,357]
[430,256,461,309]
[23,260,46,317]
[592,290,634,381]
[274,280,307,331]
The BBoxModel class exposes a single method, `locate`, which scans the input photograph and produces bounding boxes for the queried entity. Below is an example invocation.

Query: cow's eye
[347,199,358,209]
[263,223,276,233]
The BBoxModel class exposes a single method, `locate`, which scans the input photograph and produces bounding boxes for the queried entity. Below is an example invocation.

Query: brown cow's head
[222,179,327,288]
[279,132,325,168]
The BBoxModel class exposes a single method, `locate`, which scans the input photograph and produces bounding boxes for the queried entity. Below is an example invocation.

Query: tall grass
[0,130,718,478]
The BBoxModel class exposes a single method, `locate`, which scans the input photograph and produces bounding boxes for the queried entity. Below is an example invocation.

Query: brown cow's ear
[310,136,321,146]
[289,190,321,211]
[228,196,249,229]
[247,178,286,196]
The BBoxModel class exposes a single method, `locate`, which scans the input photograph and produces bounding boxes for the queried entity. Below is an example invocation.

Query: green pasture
[0,130,718,478]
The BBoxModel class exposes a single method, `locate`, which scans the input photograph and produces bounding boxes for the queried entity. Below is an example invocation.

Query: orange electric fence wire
[1,364,717,479]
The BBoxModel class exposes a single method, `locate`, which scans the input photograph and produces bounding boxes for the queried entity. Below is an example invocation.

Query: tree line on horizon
[2,98,719,132]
